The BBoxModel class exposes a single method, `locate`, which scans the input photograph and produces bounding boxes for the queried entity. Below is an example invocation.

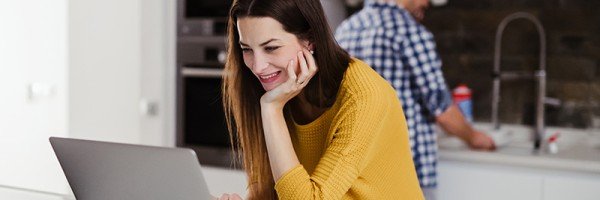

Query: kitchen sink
[438,123,600,173]
[438,123,596,157]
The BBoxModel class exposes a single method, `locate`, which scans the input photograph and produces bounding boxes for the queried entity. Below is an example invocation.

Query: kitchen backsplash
[417,0,600,129]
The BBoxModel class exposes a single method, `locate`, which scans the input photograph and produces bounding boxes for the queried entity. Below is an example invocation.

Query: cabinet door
[0,0,173,194]
[68,0,143,143]
[544,173,600,200]
[139,0,177,147]
[0,0,70,195]
[69,0,175,146]
[438,161,543,200]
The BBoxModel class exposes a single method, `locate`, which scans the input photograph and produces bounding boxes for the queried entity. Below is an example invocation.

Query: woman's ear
[302,40,314,51]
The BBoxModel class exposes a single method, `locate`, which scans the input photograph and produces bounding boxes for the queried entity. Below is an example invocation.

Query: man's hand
[437,105,496,151]
[466,130,496,151]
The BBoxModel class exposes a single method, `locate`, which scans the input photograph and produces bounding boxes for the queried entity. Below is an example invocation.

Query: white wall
[0,0,70,194]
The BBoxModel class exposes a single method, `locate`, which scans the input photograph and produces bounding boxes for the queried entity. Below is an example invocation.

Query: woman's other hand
[216,193,243,200]
[260,49,317,110]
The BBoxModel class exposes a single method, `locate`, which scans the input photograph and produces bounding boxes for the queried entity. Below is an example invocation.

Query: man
[335,0,496,199]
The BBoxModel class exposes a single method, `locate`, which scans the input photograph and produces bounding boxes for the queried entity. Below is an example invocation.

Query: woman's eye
[241,48,252,53]
[265,46,280,52]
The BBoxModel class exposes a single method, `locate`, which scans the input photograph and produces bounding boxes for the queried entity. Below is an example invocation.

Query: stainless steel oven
[176,0,237,167]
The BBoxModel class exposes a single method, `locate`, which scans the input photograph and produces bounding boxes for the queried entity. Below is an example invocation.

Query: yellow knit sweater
[274,58,424,199]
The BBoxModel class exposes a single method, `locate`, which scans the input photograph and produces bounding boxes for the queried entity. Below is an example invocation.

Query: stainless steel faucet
[491,12,547,151]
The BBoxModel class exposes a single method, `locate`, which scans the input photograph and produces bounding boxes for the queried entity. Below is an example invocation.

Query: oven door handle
[181,67,223,78]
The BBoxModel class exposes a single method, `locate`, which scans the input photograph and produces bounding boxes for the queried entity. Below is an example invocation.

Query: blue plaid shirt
[335,1,452,188]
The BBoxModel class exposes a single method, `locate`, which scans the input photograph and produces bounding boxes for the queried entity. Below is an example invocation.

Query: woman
[220,0,424,199]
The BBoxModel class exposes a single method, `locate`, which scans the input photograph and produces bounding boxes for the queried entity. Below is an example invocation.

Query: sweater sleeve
[274,88,391,200]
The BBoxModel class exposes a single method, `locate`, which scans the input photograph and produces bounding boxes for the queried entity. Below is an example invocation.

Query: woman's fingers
[296,51,309,85]
[298,48,317,87]
[286,59,297,84]
[217,193,242,200]
[302,48,318,75]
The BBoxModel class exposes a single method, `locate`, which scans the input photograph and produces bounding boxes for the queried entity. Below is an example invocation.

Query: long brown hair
[222,0,351,199]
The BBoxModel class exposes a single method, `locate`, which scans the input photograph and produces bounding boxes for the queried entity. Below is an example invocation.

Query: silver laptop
[49,137,214,200]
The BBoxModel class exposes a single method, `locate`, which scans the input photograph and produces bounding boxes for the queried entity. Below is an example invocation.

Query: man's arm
[436,105,496,150]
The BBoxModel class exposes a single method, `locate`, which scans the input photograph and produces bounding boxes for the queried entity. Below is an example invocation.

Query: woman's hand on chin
[260,49,318,110]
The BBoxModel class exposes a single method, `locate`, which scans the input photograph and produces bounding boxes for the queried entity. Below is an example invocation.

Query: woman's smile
[258,71,282,84]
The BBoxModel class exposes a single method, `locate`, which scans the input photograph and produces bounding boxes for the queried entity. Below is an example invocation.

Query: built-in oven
[176,0,238,167]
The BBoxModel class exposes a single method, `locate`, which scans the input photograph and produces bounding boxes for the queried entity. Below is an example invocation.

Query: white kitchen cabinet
[68,0,176,146]
[438,161,543,200]
[543,172,600,200]
[0,0,70,195]
[439,160,600,200]
[0,0,176,195]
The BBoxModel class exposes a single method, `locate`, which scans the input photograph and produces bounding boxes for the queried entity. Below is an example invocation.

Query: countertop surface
[438,123,600,174]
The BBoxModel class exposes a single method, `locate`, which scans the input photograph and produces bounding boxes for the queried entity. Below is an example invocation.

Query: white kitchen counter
[438,123,600,173]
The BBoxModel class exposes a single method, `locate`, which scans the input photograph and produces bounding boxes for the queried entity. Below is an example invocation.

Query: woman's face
[237,17,311,91]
